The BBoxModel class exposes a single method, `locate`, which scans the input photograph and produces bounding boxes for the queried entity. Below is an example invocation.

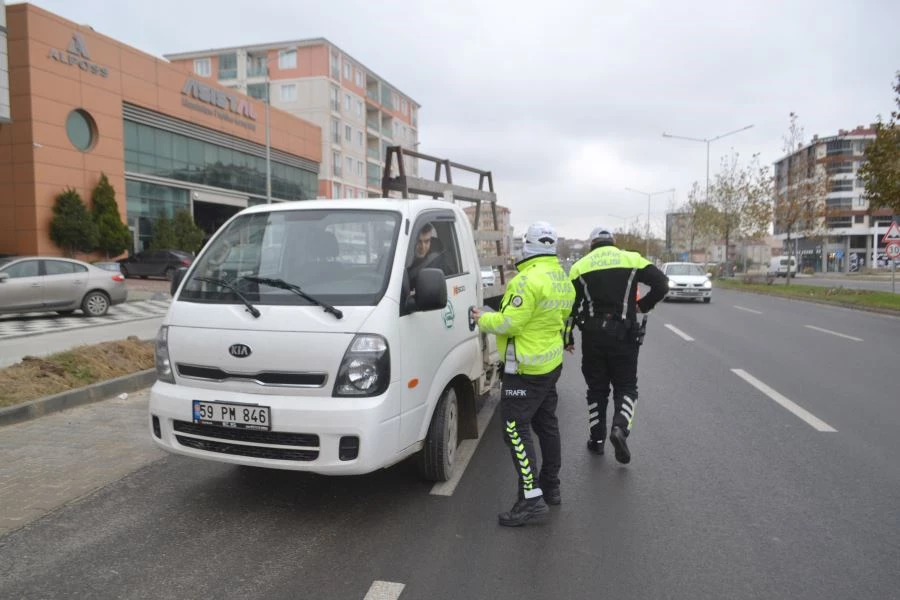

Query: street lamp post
[624,187,675,256]
[264,62,272,204]
[661,124,754,203]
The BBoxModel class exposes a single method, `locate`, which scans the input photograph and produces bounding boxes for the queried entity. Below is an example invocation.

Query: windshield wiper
[192,276,261,318]
[243,276,343,319]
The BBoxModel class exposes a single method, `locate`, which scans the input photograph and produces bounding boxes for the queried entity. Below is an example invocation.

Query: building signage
[48,33,109,78]
[181,78,258,131]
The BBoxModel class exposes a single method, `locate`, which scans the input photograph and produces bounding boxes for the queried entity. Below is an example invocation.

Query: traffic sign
[882,221,900,244]
[886,242,900,259]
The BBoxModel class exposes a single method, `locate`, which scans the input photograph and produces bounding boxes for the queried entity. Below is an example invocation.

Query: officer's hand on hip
[565,344,575,354]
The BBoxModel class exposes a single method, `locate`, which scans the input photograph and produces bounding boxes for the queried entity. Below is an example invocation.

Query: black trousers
[499,365,563,497]
[580,327,640,443]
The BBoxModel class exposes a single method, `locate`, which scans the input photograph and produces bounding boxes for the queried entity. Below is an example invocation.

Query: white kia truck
[148,198,501,481]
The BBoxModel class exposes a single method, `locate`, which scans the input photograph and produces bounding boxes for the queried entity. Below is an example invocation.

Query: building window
[333,151,342,177]
[66,109,97,152]
[854,215,865,224]
[355,69,363,87]
[330,86,340,112]
[345,125,352,143]
[193,58,211,77]
[280,84,297,102]
[857,197,867,207]
[826,140,853,156]
[331,119,340,144]
[356,99,363,117]
[856,178,865,188]
[247,83,268,101]
[357,160,363,177]
[344,94,352,112]
[123,119,317,204]
[346,156,353,175]
[330,51,341,79]
[218,53,237,79]
[343,60,351,80]
[830,179,854,193]
[278,49,297,70]
[826,216,852,228]
[357,131,364,147]
[401,99,408,114]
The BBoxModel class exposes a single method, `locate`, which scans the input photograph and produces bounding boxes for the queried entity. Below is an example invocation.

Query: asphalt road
[2,289,899,599]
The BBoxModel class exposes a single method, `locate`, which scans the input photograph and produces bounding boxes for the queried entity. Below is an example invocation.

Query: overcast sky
[20,0,900,239]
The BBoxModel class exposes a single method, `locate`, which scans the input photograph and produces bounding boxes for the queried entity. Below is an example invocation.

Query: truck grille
[176,364,327,387]
[173,420,319,447]
[175,436,318,461]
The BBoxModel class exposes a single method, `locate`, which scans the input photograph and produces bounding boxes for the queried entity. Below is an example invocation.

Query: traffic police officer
[565,226,668,464]
[472,221,575,527]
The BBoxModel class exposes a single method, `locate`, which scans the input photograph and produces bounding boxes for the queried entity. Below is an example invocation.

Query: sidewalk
[125,278,171,302]
[0,388,163,536]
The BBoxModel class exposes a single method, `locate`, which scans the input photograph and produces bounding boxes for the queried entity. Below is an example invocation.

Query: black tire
[56,310,75,316]
[417,386,459,482]
[81,290,110,317]
[703,297,711,304]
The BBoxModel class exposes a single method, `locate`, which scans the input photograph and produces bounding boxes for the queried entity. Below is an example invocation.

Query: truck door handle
[468,305,476,332]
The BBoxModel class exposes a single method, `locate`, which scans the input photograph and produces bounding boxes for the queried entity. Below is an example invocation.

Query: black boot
[609,426,631,464]
[498,496,549,526]
[586,439,605,455]
[543,487,561,506]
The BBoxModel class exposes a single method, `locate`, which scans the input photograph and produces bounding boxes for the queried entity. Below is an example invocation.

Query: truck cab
[149,198,501,481]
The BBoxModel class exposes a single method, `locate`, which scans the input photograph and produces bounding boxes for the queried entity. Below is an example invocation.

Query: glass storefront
[123,120,318,202]
[125,180,190,252]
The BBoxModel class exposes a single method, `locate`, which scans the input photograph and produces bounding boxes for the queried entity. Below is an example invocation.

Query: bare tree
[698,152,773,275]
[773,112,830,284]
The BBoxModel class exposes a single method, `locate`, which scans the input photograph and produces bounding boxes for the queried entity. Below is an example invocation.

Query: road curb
[0,369,156,428]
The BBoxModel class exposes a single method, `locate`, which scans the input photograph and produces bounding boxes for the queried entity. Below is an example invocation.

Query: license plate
[192,400,271,431]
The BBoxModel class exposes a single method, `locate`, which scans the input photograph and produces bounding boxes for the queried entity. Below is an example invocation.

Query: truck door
[397,211,479,449]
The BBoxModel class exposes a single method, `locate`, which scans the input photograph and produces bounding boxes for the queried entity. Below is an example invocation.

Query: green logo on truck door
[442,301,455,329]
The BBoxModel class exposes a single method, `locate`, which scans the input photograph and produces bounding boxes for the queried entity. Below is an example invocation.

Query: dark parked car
[118,249,193,280]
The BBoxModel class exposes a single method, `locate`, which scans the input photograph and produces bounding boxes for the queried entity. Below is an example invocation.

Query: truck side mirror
[414,268,447,311]
[170,267,188,296]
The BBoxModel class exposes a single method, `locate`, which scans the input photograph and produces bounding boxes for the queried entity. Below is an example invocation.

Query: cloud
[20,0,900,240]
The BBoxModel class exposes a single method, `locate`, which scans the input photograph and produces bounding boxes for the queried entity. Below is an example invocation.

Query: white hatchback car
[662,262,712,303]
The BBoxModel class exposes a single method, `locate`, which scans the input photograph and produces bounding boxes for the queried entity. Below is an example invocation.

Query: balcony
[218,68,238,80]
[367,147,381,161]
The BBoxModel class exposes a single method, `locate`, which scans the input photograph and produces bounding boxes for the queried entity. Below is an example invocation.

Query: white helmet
[522,221,558,257]
[589,226,615,246]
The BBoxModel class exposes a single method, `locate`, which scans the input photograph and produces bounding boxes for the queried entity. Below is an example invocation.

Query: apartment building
[166,39,419,200]
[773,125,894,272]
[462,203,512,262]
[0,0,9,123]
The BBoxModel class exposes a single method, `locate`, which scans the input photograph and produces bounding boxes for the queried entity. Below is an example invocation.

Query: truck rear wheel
[418,386,458,482]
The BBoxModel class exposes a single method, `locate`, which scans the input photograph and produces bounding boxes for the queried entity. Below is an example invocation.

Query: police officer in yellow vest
[472,222,575,527]
[565,226,668,464]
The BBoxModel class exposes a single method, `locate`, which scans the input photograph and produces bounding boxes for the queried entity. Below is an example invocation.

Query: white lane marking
[804,325,863,342]
[664,323,694,342]
[364,580,405,599]
[430,391,500,496]
[733,305,763,314]
[731,369,837,432]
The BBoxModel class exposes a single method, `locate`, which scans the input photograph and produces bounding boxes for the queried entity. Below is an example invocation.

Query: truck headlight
[334,334,390,397]
[703,280,712,288]
[668,280,678,288]
[155,326,175,384]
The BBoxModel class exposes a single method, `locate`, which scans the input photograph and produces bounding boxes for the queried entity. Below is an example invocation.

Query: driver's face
[415,233,431,258]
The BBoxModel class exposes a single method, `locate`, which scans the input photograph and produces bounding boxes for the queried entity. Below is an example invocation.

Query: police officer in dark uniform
[565,226,668,464]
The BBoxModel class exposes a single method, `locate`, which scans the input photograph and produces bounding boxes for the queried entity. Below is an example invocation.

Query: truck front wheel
[418,386,459,482]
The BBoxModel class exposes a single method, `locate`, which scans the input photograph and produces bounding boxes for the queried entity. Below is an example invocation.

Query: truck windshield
[180,209,401,307]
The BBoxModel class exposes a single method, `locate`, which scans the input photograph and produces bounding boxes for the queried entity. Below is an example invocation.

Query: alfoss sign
[181,78,258,130]
[49,33,109,78]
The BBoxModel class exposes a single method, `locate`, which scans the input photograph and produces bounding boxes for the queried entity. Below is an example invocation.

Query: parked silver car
[0,256,128,317]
